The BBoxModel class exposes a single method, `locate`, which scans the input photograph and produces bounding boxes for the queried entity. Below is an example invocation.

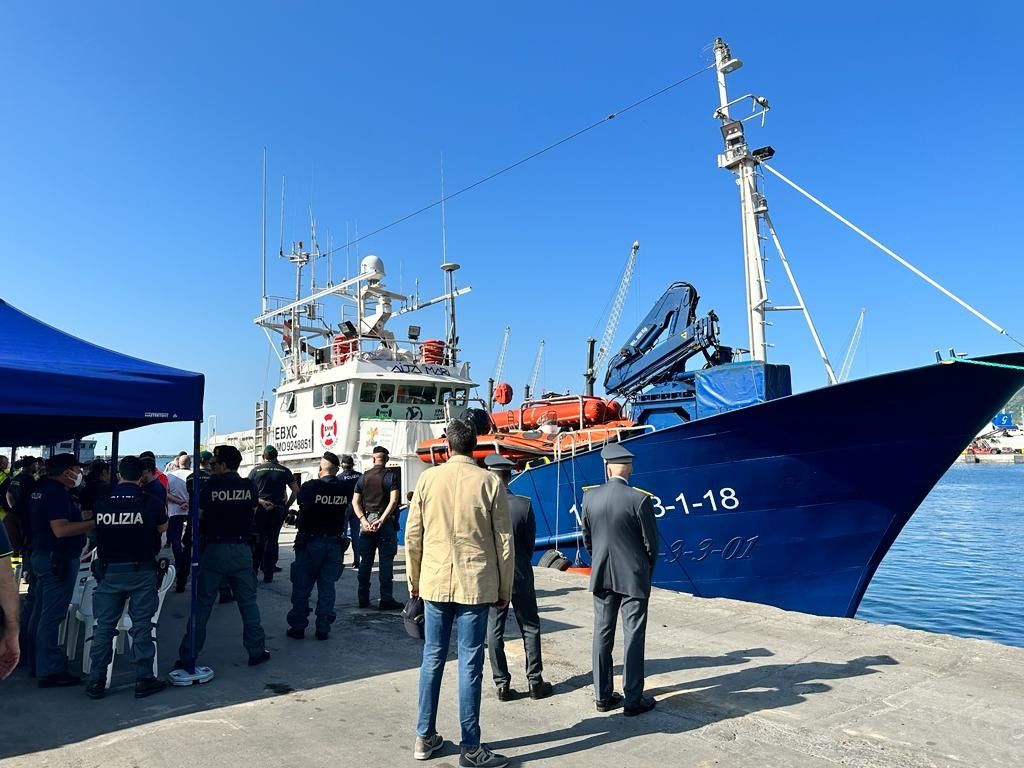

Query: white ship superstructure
[209,245,475,489]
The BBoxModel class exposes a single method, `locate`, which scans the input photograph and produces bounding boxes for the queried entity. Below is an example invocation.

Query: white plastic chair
[102,564,176,686]
[74,577,99,669]
[61,552,96,656]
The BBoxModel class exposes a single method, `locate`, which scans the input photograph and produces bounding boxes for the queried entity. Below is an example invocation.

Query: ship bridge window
[336,382,349,404]
[398,384,436,405]
[379,383,396,403]
[439,387,468,407]
[279,391,296,415]
[359,383,378,403]
[314,384,336,408]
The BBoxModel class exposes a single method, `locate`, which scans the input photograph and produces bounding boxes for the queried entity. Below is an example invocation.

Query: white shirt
[166,469,189,518]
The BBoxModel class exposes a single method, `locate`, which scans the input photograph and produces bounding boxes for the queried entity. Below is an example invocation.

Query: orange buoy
[494,382,513,405]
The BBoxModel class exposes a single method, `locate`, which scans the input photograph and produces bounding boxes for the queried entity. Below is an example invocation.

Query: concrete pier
[1,533,1020,767]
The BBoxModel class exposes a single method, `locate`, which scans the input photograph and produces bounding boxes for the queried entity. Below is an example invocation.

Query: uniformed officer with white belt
[86,455,168,700]
[582,443,659,717]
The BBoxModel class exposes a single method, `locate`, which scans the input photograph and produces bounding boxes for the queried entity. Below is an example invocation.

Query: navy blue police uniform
[354,462,400,609]
[177,470,268,665]
[8,465,38,664]
[338,465,362,567]
[248,458,295,581]
[286,474,350,638]
[87,480,168,696]
[28,472,87,680]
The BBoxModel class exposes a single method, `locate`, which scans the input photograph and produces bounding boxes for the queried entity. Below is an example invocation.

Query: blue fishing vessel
[495,39,1024,617]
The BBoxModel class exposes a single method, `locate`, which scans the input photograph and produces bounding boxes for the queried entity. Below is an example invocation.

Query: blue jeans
[417,601,490,749]
[357,525,397,604]
[28,551,78,677]
[346,508,361,567]
[287,538,344,634]
[89,569,160,682]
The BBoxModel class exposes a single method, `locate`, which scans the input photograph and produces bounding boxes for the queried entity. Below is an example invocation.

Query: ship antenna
[261,148,268,314]
[278,175,286,257]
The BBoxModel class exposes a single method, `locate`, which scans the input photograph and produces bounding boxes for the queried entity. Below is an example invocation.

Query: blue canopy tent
[0,298,209,678]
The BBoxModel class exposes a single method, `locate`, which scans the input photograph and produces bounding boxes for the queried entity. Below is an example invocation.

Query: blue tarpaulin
[0,299,204,446]
[695,361,792,419]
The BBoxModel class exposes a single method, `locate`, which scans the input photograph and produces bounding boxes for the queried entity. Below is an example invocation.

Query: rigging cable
[320,64,715,258]
[762,163,1024,350]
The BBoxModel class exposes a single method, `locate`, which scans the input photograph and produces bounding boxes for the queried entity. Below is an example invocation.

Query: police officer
[338,455,362,568]
[483,454,553,702]
[175,445,270,669]
[177,450,213,594]
[249,445,299,583]
[28,454,94,687]
[582,443,659,717]
[85,456,169,700]
[351,445,402,610]
[286,451,350,640]
[8,456,39,670]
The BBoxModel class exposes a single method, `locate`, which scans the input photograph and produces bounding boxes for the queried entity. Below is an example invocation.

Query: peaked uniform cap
[600,443,634,464]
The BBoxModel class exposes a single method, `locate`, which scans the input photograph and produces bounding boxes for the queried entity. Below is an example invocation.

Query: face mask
[72,471,84,488]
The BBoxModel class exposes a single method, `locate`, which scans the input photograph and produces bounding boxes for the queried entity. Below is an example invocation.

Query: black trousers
[592,589,649,707]
[254,504,286,578]
[488,579,543,688]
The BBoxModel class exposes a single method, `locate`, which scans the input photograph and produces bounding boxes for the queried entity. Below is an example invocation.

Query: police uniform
[179,466,211,594]
[88,480,167,692]
[248,457,295,581]
[581,444,660,713]
[338,464,362,567]
[27,465,86,680]
[286,474,349,638]
[177,470,267,665]
[9,463,38,670]
[483,454,550,698]
[354,457,400,609]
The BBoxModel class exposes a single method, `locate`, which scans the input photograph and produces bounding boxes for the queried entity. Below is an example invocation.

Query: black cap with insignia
[599,443,634,464]
[483,453,515,470]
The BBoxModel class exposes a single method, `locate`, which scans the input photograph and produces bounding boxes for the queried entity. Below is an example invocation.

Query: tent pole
[187,420,201,674]
[110,433,119,479]
[72,438,81,461]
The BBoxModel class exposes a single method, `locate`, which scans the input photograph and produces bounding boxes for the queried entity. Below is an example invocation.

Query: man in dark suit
[582,443,659,717]
[483,454,553,702]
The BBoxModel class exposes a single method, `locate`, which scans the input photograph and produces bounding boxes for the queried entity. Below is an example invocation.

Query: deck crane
[839,309,866,383]
[584,241,640,395]
[487,326,511,410]
[524,340,545,401]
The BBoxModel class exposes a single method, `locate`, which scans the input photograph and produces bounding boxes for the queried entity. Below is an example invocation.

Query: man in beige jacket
[406,419,513,768]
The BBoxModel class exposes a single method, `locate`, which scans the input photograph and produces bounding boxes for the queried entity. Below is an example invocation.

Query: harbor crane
[839,308,866,383]
[524,340,545,401]
[584,241,639,395]
[487,326,511,410]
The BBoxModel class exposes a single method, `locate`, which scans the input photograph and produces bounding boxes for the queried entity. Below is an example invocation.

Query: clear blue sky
[3,3,1021,454]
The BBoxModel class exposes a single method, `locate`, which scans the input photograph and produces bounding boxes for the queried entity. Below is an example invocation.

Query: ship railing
[515,394,593,431]
[552,424,656,462]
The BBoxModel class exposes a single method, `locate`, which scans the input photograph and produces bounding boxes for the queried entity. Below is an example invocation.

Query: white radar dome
[360,255,385,279]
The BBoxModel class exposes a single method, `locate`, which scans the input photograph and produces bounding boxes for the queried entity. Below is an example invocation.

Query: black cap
[47,453,83,474]
[483,453,515,470]
[372,445,389,456]
[322,451,340,468]
[263,445,279,459]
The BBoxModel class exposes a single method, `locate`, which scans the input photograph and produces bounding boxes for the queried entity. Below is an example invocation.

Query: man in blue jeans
[28,454,94,687]
[405,419,514,768]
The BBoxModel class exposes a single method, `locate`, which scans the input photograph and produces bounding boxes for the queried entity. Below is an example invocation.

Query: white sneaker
[459,745,509,768]
[414,733,443,760]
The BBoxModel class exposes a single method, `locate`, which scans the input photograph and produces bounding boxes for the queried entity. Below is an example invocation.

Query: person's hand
[360,518,374,533]
[259,499,275,511]
[410,589,419,599]
[492,599,508,609]
[0,630,20,680]
[81,509,94,520]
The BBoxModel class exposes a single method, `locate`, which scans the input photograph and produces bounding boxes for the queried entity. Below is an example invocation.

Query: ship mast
[713,38,769,362]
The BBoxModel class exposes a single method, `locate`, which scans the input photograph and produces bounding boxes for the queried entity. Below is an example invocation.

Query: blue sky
[3,3,1021,454]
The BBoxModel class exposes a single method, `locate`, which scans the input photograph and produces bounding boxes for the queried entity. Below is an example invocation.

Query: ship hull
[511,353,1024,617]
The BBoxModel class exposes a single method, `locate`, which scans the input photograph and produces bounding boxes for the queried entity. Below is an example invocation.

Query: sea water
[857,462,1024,647]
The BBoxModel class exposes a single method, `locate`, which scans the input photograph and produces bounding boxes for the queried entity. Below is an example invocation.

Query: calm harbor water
[857,462,1023,647]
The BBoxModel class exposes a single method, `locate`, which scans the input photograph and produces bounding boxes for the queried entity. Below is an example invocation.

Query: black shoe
[595,692,623,712]
[315,631,329,641]
[286,627,305,640]
[358,599,370,609]
[273,566,283,573]
[248,650,271,666]
[174,583,186,593]
[39,671,82,688]
[529,680,553,700]
[135,677,168,699]
[496,684,514,702]
[623,696,657,717]
[85,680,105,699]
[262,575,274,584]
[379,598,404,611]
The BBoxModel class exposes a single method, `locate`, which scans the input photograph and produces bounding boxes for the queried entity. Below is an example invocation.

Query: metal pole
[584,337,597,396]
[261,148,268,314]
[187,419,201,674]
[110,432,119,481]
[487,378,495,412]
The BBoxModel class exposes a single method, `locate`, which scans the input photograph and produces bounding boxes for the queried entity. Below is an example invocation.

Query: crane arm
[527,340,545,393]
[493,326,511,381]
[593,241,640,373]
